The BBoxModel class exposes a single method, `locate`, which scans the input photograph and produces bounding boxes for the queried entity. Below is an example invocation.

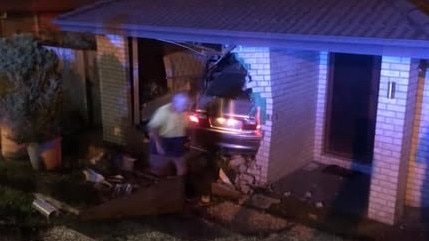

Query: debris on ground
[82,168,112,187]
[315,201,324,208]
[204,201,289,235]
[246,194,281,210]
[218,168,233,186]
[34,193,80,216]
[211,182,242,200]
[308,213,318,220]
[283,191,292,197]
[32,197,59,218]
[80,176,185,220]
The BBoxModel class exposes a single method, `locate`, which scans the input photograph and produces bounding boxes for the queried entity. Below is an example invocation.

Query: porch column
[96,35,131,145]
[368,57,418,224]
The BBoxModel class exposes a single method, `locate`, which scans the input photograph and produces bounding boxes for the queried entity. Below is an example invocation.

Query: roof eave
[54,20,429,59]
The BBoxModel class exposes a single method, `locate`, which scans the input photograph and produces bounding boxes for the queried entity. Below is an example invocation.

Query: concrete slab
[272,162,370,217]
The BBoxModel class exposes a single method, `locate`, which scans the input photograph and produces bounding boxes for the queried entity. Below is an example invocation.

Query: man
[147,92,190,176]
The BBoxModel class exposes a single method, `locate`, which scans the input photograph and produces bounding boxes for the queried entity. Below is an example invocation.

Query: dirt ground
[1,129,429,241]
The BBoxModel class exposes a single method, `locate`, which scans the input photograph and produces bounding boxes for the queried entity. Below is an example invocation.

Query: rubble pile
[80,148,160,203]
[218,154,262,195]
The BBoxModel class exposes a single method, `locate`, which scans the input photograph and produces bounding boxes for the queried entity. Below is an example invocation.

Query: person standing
[147,92,190,176]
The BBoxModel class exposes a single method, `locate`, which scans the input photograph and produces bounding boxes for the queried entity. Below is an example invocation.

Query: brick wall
[407,64,429,207]
[232,47,319,183]
[268,49,320,182]
[368,57,418,225]
[96,35,131,145]
[232,46,272,184]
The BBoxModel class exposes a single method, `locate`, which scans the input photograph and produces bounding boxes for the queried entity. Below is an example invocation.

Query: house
[54,0,429,225]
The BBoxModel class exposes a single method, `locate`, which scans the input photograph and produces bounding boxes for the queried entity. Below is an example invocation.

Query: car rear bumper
[188,126,261,154]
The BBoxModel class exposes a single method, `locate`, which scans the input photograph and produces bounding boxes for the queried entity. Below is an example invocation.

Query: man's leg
[173,156,187,176]
[149,154,174,176]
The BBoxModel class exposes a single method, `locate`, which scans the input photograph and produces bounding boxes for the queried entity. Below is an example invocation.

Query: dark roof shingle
[55,0,429,57]
[56,0,429,40]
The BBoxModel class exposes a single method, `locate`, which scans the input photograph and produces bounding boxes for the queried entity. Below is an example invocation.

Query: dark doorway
[137,38,167,103]
[325,53,381,163]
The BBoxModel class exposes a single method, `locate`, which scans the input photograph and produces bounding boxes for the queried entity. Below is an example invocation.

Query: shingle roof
[55,0,429,57]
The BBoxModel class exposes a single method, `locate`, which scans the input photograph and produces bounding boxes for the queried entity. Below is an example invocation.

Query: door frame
[323,52,381,162]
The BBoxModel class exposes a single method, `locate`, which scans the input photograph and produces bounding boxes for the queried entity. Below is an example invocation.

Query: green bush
[0,34,62,144]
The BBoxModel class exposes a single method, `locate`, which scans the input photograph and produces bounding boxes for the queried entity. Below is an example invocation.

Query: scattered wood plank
[33,193,81,216]
[211,182,242,200]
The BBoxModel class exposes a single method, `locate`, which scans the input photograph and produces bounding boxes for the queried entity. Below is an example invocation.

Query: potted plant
[0,34,63,170]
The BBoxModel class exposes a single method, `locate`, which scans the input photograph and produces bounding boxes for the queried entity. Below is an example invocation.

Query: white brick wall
[314,53,422,225]
[368,57,418,225]
[232,47,319,183]
[232,46,272,184]
[407,64,429,207]
[96,35,131,145]
[268,49,319,182]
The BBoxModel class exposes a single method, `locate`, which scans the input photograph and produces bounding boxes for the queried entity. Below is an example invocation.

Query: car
[187,52,262,155]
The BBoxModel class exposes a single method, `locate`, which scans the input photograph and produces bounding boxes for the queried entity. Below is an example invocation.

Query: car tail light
[188,112,208,125]
[211,117,243,130]
[188,114,199,124]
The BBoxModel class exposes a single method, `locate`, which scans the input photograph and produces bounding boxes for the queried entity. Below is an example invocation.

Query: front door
[325,53,381,163]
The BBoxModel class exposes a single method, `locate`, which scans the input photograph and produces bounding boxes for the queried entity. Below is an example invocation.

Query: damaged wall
[231,47,319,184]
[232,46,272,184]
[268,50,320,182]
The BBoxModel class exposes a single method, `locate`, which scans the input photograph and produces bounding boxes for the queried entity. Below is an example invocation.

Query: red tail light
[189,114,199,123]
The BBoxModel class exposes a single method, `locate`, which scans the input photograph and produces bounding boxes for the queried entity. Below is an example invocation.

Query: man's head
[171,92,189,113]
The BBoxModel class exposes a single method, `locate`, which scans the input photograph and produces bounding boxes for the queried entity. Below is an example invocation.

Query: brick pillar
[368,57,418,224]
[96,35,131,145]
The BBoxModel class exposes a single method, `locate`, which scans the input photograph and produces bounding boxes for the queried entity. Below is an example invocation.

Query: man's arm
[148,126,165,155]
[147,107,166,155]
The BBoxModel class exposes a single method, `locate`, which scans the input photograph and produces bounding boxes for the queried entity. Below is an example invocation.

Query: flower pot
[1,126,27,159]
[27,138,62,171]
